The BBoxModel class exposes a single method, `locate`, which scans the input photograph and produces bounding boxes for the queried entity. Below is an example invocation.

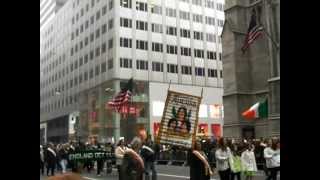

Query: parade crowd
[41,136,280,180]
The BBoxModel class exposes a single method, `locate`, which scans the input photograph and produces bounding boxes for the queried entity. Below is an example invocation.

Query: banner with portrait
[156,90,202,149]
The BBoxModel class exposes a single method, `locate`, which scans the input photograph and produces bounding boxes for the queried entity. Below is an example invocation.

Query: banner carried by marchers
[156,90,202,149]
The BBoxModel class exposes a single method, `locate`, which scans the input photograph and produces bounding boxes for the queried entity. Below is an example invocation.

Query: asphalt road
[40,165,279,180]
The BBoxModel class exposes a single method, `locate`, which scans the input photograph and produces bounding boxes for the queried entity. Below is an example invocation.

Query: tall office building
[40,0,225,144]
[221,0,279,138]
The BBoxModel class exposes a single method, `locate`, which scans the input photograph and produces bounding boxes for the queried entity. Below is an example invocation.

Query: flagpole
[262,27,279,49]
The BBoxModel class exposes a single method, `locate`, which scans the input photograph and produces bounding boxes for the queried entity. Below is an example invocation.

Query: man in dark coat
[46,143,57,176]
[140,139,157,180]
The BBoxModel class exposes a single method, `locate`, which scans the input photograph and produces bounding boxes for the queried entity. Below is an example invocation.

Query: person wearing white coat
[241,143,257,180]
[215,138,231,180]
[264,139,280,180]
[115,137,127,180]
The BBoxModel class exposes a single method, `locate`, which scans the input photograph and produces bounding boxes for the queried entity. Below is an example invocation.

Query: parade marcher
[46,143,57,176]
[105,141,115,174]
[68,143,77,172]
[140,138,157,180]
[115,137,127,180]
[121,137,145,180]
[229,144,242,180]
[40,145,45,175]
[56,144,62,173]
[215,137,231,180]
[96,143,105,176]
[241,142,258,180]
[189,140,213,180]
[264,139,280,180]
[58,144,69,174]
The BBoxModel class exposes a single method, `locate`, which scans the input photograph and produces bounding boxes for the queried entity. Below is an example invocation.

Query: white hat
[119,137,124,141]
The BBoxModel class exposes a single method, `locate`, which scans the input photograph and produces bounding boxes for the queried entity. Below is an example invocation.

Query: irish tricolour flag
[242,99,268,120]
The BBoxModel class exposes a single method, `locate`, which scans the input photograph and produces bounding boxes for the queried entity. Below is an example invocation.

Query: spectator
[241,142,257,180]
[215,137,231,180]
[115,137,128,180]
[264,139,280,180]
[229,144,242,180]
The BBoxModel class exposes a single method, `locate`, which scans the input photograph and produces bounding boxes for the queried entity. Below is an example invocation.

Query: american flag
[241,9,264,53]
[108,78,133,112]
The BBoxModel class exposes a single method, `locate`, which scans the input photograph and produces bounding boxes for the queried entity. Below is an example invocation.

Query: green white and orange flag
[242,99,268,120]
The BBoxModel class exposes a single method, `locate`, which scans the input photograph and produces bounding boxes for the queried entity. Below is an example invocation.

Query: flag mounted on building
[242,99,268,120]
[241,9,264,53]
[108,78,133,113]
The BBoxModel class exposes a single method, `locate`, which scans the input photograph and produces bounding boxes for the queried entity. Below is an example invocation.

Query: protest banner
[156,90,202,149]
[68,150,114,162]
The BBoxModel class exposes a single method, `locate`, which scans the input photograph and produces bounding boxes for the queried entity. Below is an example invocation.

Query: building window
[180,28,191,38]
[85,20,89,29]
[136,1,148,12]
[195,67,205,76]
[219,52,222,60]
[181,66,192,75]
[79,74,83,83]
[194,49,204,58]
[167,45,177,54]
[101,62,107,73]
[152,23,163,33]
[120,37,132,48]
[220,70,223,78]
[120,58,132,68]
[108,19,114,30]
[86,4,89,12]
[95,65,100,76]
[96,29,100,39]
[152,42,163,52]
[151,5,162,15]
[90,15,94,24]
[96,10,101,21]
[205,0,215,9]
[136,40,148,50]
[102,5,107,15]
[205,16,215,26]
[80,25,84,33]
[84,71,88,81]
[108,38,113,49]
[102,24,107,34]
[76,28,79,36]
[70,48,74,56]
[194,31,203,40]
[120,0,132,8]
[167,64,178,73]
[181,47,191,56]
[101,43,107,53]
[166,8,176,18]
[74,77,78,86]
[193,14,203,23]
[192,0,202,6]
[207,51,216,60]
[166,26,177,36]
[108,58,113,69]
[136,60,148,70]
[75,60,78,69]
[90,68,94,79]
[179,11,190,20]
[216,3,224,11]
[84,54,89,63]
[95,47,100,57]
[180,0,190,3]
[109,0,114,10]
[91,0,95,7]
[206,33,216,42]
[217,19,224,27]
[136,20,148,31]
[79,57,83,66]
[120,17,132,28]
[75,44,78,53]
[208,69,217,77]
[152,62,163,72]
[90,50,94,60]
[90,33,94,42]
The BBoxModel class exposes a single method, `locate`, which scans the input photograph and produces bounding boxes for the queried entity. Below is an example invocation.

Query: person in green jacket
[229,144,242,180]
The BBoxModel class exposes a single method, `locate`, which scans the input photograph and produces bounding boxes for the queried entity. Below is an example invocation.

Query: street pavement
[40,164,279,180]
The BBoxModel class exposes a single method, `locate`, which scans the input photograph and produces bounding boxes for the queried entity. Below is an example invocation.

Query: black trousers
[40,161,45,175]
[266,167,280,180]
[218,168,231,180]
[231,172,241,180]
[97,160,104,175]
[47,163,55,176]
[117,165,122,180]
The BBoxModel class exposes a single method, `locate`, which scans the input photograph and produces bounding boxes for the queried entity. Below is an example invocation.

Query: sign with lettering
[156,90,202,149]
[68,150,114,161]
